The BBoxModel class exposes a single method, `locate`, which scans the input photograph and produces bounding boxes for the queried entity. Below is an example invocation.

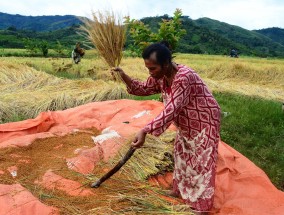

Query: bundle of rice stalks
[81,10,126,82]
[110,131,176,181]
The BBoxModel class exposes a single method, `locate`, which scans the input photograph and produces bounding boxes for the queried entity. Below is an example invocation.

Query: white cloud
[1,0,284,29]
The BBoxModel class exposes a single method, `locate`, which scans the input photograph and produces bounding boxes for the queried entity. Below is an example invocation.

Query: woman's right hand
[111,67,132,87]
[111,67,125,76]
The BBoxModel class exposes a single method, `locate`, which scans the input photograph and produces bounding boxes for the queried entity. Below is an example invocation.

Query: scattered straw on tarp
[0,128,193,214]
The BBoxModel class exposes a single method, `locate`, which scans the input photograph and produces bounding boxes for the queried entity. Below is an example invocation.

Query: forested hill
[0,12,82,31]
[140,15,284,57]
[1,12,284,57]
[192,17,284,57]
[254,27,284,47]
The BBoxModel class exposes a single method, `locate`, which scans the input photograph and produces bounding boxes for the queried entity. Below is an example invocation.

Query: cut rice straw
[110,131,176,181]
[0,62,129,123]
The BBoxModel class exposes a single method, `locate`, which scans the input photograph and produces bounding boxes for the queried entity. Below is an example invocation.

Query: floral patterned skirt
[172,128,219,212]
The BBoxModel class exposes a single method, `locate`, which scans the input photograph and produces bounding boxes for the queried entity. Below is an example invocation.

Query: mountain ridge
[0,12,82,31]
[254,27,284,47]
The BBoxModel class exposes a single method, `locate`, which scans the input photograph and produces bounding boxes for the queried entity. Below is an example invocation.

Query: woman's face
[144,53,167,79]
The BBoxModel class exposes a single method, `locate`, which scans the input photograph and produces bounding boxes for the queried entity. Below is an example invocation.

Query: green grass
[214,92,284,190]
[133,92,284,190]
[0,48,98,59]
[1,113,27,124]
[132,94,162,101]
[0,48,71,58]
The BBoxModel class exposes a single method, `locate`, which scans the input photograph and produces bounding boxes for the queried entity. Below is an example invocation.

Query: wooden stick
[91,147,136,188]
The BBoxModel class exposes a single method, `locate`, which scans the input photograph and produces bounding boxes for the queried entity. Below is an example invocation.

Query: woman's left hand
[131,129,147,149]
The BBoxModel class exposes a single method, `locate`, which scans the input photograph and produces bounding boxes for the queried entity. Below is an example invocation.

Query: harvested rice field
[1,53,284,123]
[0,60,129,122]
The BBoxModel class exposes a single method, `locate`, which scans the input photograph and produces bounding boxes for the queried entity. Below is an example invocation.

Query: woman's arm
[112,67,161,96]
[143,74,191,137]
[131,73,192,149]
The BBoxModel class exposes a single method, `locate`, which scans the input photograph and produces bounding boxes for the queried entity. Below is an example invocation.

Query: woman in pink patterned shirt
[113,43,221,214]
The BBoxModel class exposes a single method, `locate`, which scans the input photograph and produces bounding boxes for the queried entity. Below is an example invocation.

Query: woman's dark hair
[142,42,172,67]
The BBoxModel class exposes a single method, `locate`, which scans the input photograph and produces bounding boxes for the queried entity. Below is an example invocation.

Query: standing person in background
[230,49,238,58]
[72,42,85,64]
[112,42,221,215]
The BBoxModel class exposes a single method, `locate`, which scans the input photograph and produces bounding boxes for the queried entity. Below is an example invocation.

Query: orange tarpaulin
[0,100,284,214]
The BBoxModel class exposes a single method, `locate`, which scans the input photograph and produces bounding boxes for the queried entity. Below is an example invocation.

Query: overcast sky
[1,0,284,30]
